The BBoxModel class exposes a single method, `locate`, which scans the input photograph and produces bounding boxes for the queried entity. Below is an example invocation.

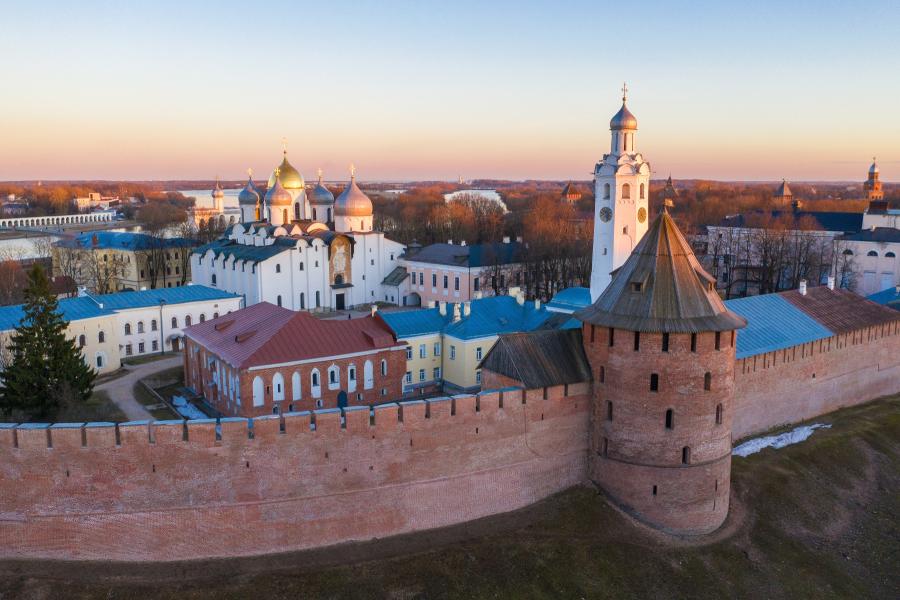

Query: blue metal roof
[0,286,239,332]
[55,231,195,251]
[546,287,592,313]
[867,287,900,310]
[724,294,833,359]
[381,296,554,341]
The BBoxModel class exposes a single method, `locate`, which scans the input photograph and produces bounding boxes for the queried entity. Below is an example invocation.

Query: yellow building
[53,232,196,293]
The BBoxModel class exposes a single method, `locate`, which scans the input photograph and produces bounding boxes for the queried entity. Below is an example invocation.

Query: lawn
[0,395,897,599]
[52,389,128,423]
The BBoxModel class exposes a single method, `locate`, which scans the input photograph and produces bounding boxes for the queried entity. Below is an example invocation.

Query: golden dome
[267,152,304,190]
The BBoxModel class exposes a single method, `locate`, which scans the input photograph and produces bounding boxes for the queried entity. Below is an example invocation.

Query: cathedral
[191,151,405,311]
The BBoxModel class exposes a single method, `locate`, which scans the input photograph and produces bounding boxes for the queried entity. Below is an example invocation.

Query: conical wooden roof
[576,209,746,333]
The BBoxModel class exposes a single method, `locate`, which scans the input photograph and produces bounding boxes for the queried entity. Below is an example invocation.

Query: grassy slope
[1,396,897,599]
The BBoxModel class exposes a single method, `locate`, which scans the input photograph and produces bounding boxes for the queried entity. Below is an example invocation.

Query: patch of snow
[171,395,207,420]
[732,423,831,457]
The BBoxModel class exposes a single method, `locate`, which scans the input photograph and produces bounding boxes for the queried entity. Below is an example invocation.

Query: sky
[0,0,898,182]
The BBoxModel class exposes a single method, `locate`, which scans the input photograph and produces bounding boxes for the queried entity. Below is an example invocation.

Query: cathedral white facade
[191,151,404,311]
[591,87,651,301]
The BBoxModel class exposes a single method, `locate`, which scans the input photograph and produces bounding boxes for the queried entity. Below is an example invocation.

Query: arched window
[640,183,645,199]
[78,334,86,348]
[98,331,105,343]
[603,183,610,199]
[704,372,712,391]
[252,376,265,407]
[315,291,321,308]
[622,183,631,199]
[715,403,723,425]
[310,369,322,398]
[867,250,878,257]
[211,274,217,285]
[96,353,104,368]
[276,264,281,273]
[151,319,157,332]
[665,408,674,429]
[682,446,691,464]
[328,365,339,389]
[291,371,301,401]
[124,323,132,335]
[364,360,374,389]
[381,359,388,377]
[185,315,192,326]
[347,364,357,392]
[199,313,206,323]
[272,372,285,402]
[650,373,659,392]
[171,316,178,328]
[886,252,896,258]
[842,249,853,256]
[213,312,219,319]
[277,295,282,307]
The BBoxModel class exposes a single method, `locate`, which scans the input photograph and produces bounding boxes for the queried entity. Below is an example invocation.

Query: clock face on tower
[599,207,612,223]
[638,207,647,223]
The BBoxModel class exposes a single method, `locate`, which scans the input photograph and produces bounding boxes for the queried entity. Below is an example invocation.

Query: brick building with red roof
[183,302,407,417]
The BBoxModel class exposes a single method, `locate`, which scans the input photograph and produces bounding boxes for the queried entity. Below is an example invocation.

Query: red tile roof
[782,287,900,335]
[184,303,401,368]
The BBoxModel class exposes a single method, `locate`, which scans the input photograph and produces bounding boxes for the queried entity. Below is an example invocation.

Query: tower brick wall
[583,324,736,535]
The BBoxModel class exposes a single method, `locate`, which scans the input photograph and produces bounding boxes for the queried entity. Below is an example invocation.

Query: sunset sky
[1,0,898,182]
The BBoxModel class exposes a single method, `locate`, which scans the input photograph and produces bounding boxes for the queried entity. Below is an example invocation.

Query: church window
[715,403,723,425]
[608,328,615,347]
[590,325,595,343]
[652,485,658,496]
[650,373,659,392]
[665,408,674,429]
[601,437,608,457]
[886,252,896,258]
[186,315,192,326]
[603,183,610,199]
[622,183,631,199]
[704,372,712,391]
[381,359,388,376]
[315,291,321,308]
[276,295,282,307]
[299,262,304,271]
[640,183,645,199]
[867,251,878,257]
[842,249,853,256]
[300,293,305,309]
[662,333,670,352]
[682,447,691,465]
[211,274,217,286]
[276,264,281,273]
[631,282,642,292]
[137,321,145,334]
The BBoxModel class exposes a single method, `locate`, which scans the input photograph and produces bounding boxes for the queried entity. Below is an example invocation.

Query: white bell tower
[590,84,651,301]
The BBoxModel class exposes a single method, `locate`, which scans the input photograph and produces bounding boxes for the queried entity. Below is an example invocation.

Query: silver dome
[310,173,335,205]
[334,175,373,217]
[238,176,260,205]
[610,102,638,130]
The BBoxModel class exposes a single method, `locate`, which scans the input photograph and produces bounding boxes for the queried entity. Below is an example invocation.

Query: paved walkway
[96,355,184,421]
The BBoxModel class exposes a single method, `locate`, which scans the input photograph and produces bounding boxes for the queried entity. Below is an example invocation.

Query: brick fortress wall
[733,320,900,438]
[0,384,590,562]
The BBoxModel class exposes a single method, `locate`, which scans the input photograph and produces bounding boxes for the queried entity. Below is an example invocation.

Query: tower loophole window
[665,408,673,429]
[682,446,691,465]
[715,403,723,425]
[704,372,712,391]
[650,373,659,392]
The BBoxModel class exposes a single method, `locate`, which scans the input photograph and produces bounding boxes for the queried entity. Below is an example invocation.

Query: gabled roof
[479,329,591,388]
[723,294,831,359]
[576,209,747,333]
[404,241,526,268]
[381,266,409,286]
[183,302,400,369]
[781,287,898,334]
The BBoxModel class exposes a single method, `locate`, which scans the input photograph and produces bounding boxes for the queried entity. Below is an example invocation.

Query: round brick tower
[576,204,746,535]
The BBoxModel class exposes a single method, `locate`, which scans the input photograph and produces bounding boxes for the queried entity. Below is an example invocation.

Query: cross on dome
[349,163,356,179]
[621,82,628,102]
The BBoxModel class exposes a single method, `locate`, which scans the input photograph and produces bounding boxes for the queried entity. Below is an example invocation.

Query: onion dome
[265,171,293,207]
[334,168,373,217]
[576,205,747,333]
[310,169,335,206]
[238,173,260,206]
[267,150,304,190]
[211,177,225,200]
[609,83,637,130]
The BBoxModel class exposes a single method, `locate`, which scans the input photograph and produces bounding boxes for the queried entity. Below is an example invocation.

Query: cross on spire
[621,82,628,102]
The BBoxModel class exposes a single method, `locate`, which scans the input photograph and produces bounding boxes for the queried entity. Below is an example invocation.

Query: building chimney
[502,236,510,244]
[77,286,88,297]
[516,292,525,306]
[460,240,466,246]
[447,239,453,245]
[534,299,541,310]
[463,301,471,317]
[452,303,461,322]
[428,300,437,308]
[799,279,807,296]
[370,305,378,317]
[438,301,447,316]
[474,291,483,300]
[827,276,835,290]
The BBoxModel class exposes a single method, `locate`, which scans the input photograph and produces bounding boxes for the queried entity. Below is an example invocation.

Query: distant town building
[560,182,583,204]
[74,192,120,212]
[52,232,198,293]
[864,158,884,201]
[0,285,241,374]
[182,302,406,416]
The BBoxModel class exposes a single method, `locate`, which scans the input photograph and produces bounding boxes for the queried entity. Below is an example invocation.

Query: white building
[836,228,900,296]
[192,154,405,311]
[591,85,651,301]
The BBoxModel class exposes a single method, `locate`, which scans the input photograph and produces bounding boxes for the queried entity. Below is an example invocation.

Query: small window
[606,401,613,421]
[715,403,723,425]
[690,333,697,352]
[475,370,481,384]
[381,359,388,376]
[171,316,178,328]
[419,344,426,359]
[433,342,441,356]
[151,319,157,332]
[185,315,192,326]
[608,328,615,347]
[665,408,673,429]
[661,333,669,352]
[650,373,659,392]
[419,369,425,382]
[124,323,132,335]
[633,331,640,351]
[199,314,206,323]
[704,372,712,391]
[138,342,145,353]
[211,274,217,286]
[443,275,448,289]
[652,485,658,496]
[599,365,605,383]
[886,252,896,258]
[602,437,609,457]
[603,183,610,199]
[622,183,631,199]
[640,183,645,199]
[406,346,413,360]
[277,295,282,307]
[96,355,103,368]
[867,251,878,257]
[137,322,145,334]
[299,262,304,271]
[450,346,456,360]
[476,347,483,360]
[631,282,642,293]
[98,331,105,343]
[276,263,281,273]
[682,446,691,465]
[433,367,441,379]
[715,332,721,350]
[78,334,86,348]
[405,371,412,384]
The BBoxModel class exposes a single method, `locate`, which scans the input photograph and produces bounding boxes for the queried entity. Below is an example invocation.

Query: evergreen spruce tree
[0,264,95,419]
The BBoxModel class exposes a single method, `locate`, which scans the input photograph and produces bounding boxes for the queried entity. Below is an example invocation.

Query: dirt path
[95,355,184,421]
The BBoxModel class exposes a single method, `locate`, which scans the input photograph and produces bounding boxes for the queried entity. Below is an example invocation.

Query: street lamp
[158,299,167,355]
